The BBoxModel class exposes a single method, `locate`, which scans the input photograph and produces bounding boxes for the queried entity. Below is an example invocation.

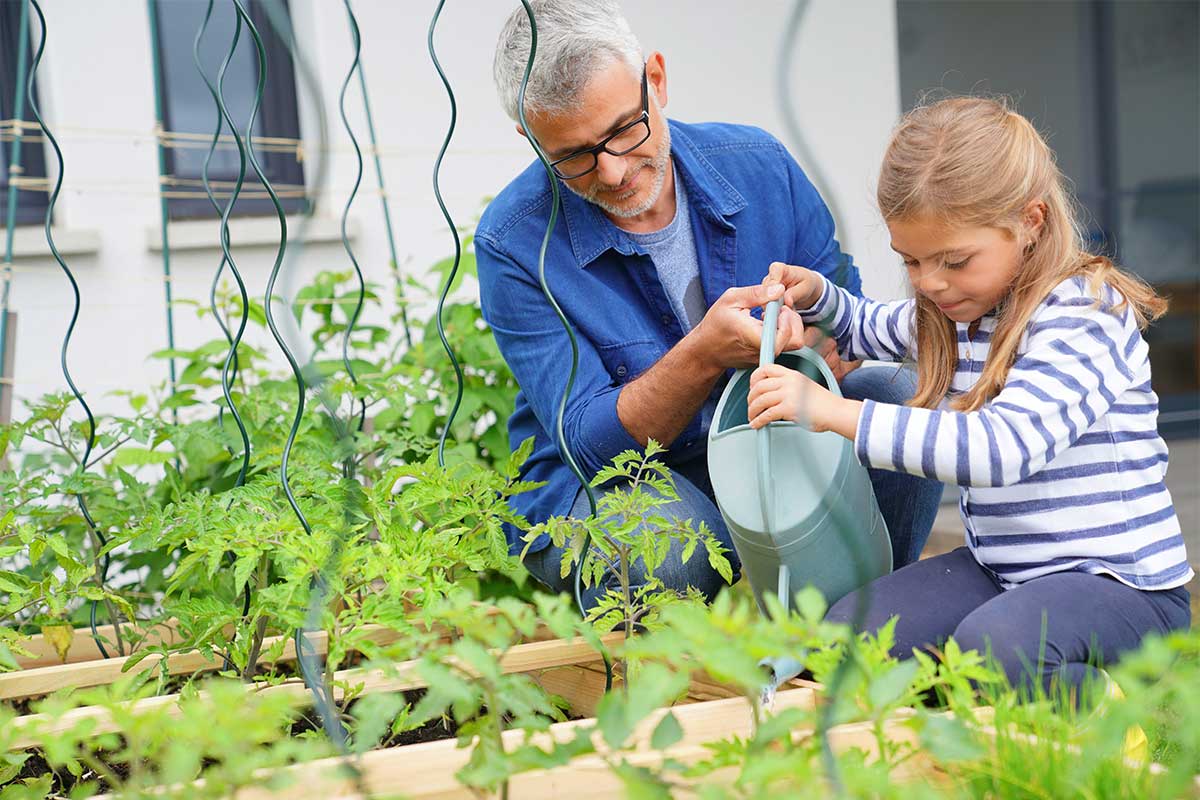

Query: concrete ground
[924,437,1200,620]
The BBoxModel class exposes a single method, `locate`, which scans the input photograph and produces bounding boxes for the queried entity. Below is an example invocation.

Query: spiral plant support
[24,0,124,660]
[0,2,875,791]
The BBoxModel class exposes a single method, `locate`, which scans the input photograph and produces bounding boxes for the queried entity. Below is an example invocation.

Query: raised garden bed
[6,632,621,751]
[1,623,407,703]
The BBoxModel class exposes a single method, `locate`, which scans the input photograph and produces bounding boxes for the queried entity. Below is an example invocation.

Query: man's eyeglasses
[548,68,651,180]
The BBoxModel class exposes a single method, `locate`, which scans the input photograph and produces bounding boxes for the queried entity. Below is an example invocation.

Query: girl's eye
[944,257,970,270]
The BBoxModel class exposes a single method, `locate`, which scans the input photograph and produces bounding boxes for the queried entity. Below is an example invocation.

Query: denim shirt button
[660,314,672,325]
[616,365,628,378]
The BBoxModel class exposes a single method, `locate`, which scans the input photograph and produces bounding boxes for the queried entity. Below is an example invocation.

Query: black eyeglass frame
[548,67,651,180]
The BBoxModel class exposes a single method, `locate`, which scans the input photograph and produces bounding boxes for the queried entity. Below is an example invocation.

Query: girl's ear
[1022,198,1048,242]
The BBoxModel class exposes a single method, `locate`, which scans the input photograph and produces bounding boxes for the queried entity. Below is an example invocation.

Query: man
[476,0,941,610]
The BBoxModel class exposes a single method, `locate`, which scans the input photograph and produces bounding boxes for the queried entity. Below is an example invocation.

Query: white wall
[3,0,901,418]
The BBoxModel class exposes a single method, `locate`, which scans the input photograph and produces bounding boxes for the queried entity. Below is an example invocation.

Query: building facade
[1,0,1195,438]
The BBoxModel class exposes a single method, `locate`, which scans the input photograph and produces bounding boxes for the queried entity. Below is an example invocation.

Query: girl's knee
[951,617,989,658]
[825,588,864,626]
[953,615,1064,693]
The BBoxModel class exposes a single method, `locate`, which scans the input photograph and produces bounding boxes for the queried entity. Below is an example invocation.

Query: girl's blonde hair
[877,96,1167,412]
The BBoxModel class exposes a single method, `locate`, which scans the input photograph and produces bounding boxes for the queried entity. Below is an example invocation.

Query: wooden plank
[529,663,610,719]
[683,670,743,704]
[785,676,825,692]
[0,624,406,702]
[87,689,1200,800]
[9,602,510,672]
[13,621,183,669]
[8,633,622,751]
[224,685,819,800]
[530,661,745,719]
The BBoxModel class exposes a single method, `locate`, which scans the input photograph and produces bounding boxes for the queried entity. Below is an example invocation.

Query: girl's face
[888,214,1024,324]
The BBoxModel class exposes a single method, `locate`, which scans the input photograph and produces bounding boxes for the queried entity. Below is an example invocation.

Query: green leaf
[705,538,733,585]
[111,447,173,468]
[46,535,71,561]
[505,436,535,481]
[868,659,919,709]
[919,713,985,762]
[611,761,672,800]
[596,694,634,751]
[0,754,29,785]
[649,710,683,750]
[795,585,827,623]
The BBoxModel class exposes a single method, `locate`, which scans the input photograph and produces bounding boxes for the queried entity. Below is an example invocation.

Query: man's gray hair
[493,0,644,122]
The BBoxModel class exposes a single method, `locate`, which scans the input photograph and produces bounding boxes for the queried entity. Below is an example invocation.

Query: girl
[748,97,1192,700]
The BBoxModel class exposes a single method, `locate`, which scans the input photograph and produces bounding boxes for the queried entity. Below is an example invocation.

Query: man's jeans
[523,365,943,612]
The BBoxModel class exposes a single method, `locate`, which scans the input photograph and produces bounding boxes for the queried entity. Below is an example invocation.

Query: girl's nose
[913,266,949,293]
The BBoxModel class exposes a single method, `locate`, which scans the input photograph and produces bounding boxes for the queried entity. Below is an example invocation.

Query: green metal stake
[144,0,180,423]
[347,1,412,349]
[1,0,32,418]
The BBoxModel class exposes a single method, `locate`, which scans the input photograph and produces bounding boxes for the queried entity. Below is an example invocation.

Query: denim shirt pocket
[594,338,665,384]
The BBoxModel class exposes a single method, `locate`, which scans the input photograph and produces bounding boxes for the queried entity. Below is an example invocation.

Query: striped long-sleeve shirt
[799,274,1193,591]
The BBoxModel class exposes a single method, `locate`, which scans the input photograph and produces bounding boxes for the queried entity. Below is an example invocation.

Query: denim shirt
[475,120,862,553]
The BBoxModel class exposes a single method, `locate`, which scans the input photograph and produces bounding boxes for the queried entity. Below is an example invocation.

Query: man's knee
[627,537,734,601]
[839,365,916,405]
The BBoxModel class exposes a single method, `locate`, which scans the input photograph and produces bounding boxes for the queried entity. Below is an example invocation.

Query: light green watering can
[707,300,892,687]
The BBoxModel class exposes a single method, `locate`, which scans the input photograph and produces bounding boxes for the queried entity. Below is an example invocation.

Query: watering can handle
[756,300,781,535]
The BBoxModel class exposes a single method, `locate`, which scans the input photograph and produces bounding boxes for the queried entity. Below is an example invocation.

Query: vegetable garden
[1,1,1198,798]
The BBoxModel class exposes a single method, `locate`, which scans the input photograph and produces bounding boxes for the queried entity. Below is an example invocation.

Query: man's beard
[566,123,672,219]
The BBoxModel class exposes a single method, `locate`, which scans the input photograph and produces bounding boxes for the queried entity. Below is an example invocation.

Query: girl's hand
[763,262,824,310]
[747,363,864,439]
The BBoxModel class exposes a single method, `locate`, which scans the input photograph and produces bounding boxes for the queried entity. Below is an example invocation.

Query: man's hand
[761,261,861,381]
[686,283,806,371]
[804,326,861,382]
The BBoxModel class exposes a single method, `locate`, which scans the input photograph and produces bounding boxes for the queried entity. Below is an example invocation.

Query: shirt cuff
[579,385,646,473]
[795,275,838,323]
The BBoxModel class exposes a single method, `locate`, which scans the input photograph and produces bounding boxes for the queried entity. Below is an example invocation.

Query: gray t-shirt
[626,171,717,434]
[626,171,706,332]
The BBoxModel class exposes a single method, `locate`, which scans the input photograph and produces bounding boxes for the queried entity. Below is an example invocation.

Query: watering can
[706,300,892,687]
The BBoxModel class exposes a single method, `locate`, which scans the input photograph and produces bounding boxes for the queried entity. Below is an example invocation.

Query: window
[1,0,49,227]
[896,0,1200,436]
[150,0,306,219]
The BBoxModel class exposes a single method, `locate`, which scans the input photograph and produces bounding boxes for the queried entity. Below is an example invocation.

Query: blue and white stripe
[800,274,1193,591]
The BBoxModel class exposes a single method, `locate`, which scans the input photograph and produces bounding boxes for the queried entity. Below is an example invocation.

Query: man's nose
[595,151,626,186]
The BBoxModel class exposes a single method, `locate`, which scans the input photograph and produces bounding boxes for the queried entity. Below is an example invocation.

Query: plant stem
[84,434,134,470]
[241,554,271,681]
[484,683,510,800]
[85,526,126,657]
[48,416,82,468]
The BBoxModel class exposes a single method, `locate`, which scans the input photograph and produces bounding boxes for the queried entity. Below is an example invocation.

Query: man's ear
[646,50,668,108]
[515,124,527,138]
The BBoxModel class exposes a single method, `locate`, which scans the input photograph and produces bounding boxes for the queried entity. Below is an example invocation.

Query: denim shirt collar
[559,119,748,269]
